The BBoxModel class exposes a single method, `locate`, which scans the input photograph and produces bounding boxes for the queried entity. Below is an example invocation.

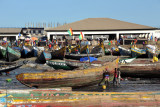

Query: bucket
[102,85,106,89]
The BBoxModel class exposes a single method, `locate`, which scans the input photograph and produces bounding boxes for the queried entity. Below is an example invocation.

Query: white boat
[119,57,136,64]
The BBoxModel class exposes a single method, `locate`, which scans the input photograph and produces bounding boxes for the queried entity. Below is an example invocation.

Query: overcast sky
[0,0,160,28]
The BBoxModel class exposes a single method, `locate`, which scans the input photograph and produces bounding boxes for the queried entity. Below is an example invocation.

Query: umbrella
[31,37,38,41]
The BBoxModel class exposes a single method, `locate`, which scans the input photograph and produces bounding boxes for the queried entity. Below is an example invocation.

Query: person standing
[48,43,52,51]
[113,68,118,86]
[98,69,110,86]
[117,68,121,86]
[155,37,158,45]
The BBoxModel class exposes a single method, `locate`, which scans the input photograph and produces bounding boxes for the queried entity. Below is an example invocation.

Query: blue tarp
[80,57,97,62]
[12,47,21,51]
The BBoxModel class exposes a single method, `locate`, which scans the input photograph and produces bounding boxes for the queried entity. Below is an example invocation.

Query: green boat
[46,60,73,70]
[6,46,21,62]
[0,45,6,59]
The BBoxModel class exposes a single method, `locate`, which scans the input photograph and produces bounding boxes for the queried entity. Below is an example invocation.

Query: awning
[31,37,38,41]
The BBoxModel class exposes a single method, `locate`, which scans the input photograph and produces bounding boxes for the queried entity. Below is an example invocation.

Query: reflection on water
[73,78,160,92]
[0,67,160,92]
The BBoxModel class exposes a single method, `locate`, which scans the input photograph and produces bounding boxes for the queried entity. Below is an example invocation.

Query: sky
[0,0,160,28]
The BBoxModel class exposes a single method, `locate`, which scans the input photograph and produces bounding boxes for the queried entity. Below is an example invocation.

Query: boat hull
[51,47,66,60]
[37,51,51,63]
[118,46,131,56]
[6,47,21,62]
[46,60,73,70]
[131,47,146,58]
[21,46,32,58]
[65,53,102,60]
[0,46,6,59]
[146,48,159,58]
[119,59,160,78]
[16,58,118,88]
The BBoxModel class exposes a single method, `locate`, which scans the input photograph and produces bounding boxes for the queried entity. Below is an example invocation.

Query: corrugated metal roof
[45,18,156,31]
[0,28,22,33]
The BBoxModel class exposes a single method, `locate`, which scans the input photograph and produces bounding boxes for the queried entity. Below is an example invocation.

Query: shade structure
[31,37,38,41]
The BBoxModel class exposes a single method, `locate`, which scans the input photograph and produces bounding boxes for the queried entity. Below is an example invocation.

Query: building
[22,27,45,38]
[45,18,158,43]
[0,28,22,42]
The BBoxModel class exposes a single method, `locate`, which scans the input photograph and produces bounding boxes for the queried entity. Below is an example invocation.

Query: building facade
[0,28,22,42]
[45,18,158,43]
[22,27,45,38]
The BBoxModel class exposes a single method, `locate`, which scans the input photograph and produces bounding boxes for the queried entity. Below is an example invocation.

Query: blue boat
[31,46,40,57]
[37,51,51,63]
[131,46,146,58]
[146,45,159,58]
[12,47,21,52]
[21,46,31,58]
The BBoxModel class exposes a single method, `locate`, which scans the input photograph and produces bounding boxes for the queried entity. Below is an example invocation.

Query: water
[0,64,160,92]
[73,78,160,92]
[0,67,43,89]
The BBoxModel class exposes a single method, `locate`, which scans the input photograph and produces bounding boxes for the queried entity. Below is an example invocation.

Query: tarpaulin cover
[80,56,97,62]
[12,47,21,51]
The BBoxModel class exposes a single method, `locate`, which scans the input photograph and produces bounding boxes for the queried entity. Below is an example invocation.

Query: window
[39,30,41,34]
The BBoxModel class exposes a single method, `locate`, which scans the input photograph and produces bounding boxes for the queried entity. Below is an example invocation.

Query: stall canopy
[31,37,38,41]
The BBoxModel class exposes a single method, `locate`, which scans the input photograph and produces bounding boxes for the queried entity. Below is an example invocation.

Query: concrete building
[45,18,158,42]
[0,28,22,42]
[22,27,45,38]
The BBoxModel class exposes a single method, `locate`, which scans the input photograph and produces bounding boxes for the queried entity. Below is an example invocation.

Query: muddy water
[0,64,160,92]
[73,78,160,92]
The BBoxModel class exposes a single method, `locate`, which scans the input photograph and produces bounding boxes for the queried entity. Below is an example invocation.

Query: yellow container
[153,56,158,62]
[102,85,106,89]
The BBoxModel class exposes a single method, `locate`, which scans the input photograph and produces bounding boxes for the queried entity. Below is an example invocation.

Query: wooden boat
[51,46,66,60]
[6,46,21,62]
[119,59,160,78]
[118,46,131,56]
[90,43,105,55]
[111,47,120,56]
[65,53,102,60]
[37,51,51,63]
[21,46,32,58]
[0,60,27,74]
[131,46,146,58]
[65,44,104,60]
[46,60,73,70]
[119,57,136,64]
[104,48,111,55]
[16,58,119,88]
[31,46,41,57]
[65,59,103,69]
[80,45,88,54]
[1,89,160,107]
[0,45,6,59]
[12,47,21,52]
[146,45,159,58]
[70,45,80,54]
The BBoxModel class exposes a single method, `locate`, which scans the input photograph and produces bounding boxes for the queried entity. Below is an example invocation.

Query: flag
[19,33,21,37]
[79,32,83,40]
[151,35,153,40]
[67,28,73,36]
